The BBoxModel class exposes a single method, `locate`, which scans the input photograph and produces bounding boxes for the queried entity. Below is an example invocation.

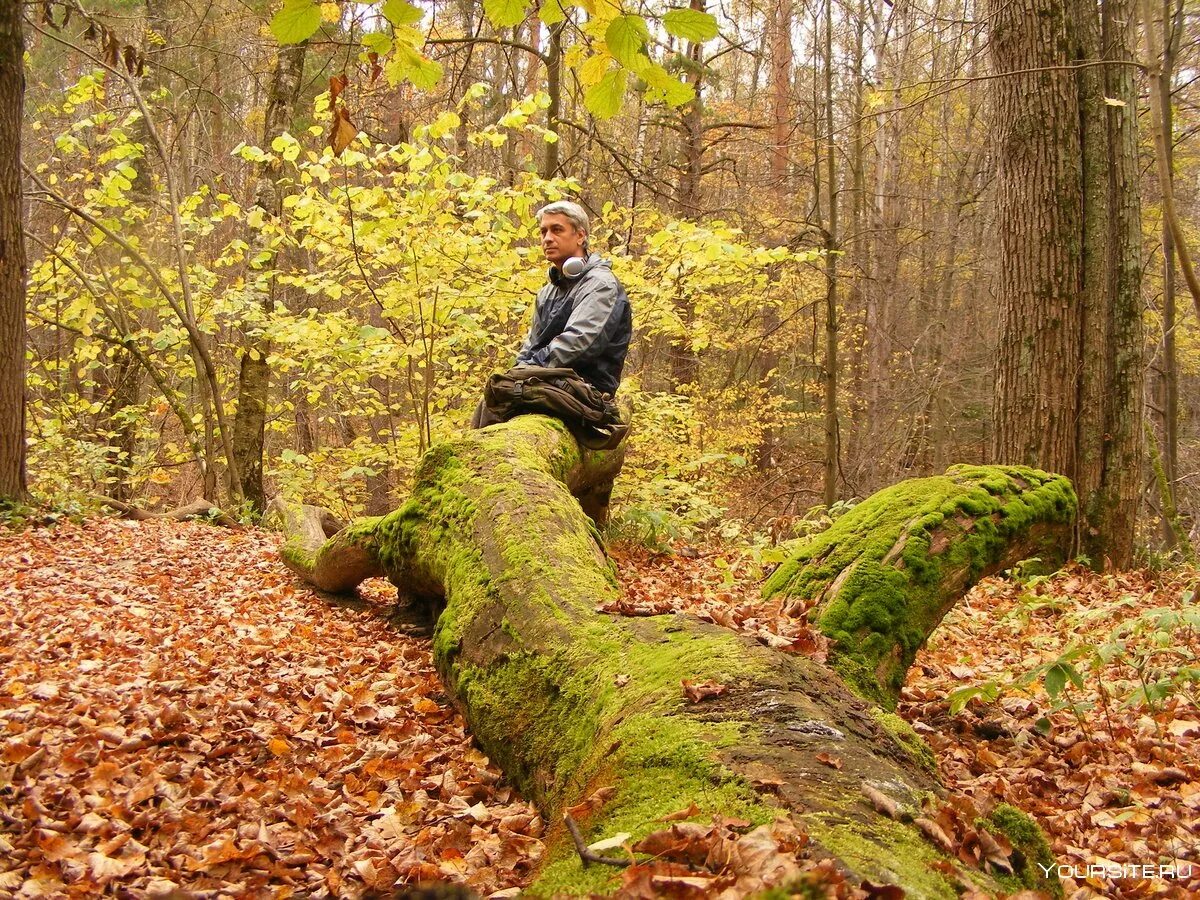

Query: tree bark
[821,0,839,508]
[0,0,26,501]
[989,0,1082,483]
[279,418,1068,896]
[232,41,308,513]
[1092,0,1144,569]
[990,0,1143,568]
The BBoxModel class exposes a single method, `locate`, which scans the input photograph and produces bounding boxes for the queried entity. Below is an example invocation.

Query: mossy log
[280,422,1069,898]
[763,465,1077,709]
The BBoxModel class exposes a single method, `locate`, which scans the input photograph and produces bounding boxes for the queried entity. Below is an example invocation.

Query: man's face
[540,213,587,269]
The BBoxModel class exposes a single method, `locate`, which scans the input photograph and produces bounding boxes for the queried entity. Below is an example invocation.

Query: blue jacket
[515,253,632,395]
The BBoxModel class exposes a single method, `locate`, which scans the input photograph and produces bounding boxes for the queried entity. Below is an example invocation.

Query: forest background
[6,0,1200,895]
[1,0,1199,561]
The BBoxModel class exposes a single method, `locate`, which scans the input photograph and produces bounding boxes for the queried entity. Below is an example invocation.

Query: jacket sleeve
[530,274,623,369]
[514,290,546,366]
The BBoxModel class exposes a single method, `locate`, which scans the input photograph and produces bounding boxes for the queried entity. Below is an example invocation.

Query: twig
[562,813,632,868]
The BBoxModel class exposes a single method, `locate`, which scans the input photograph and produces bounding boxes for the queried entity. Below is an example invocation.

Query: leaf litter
[0,519,542,898]
[4,521,1198,899]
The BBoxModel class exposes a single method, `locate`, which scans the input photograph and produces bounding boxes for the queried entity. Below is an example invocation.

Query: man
[514,200,632,395]
[471,201,632,433]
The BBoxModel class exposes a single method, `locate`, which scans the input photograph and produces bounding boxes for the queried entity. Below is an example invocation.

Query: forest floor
[0,518,1197,899]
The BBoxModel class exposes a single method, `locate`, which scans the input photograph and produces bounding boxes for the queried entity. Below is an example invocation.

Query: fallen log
[95,495,241,528]
[279,417,1071,897]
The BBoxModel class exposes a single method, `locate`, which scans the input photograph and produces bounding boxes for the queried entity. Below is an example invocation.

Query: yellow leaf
[268,737,290,756]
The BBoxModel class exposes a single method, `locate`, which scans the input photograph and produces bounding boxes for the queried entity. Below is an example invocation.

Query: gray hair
[537,200,590,237]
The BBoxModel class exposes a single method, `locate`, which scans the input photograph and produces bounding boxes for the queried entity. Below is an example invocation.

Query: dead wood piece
[96,495,240,528]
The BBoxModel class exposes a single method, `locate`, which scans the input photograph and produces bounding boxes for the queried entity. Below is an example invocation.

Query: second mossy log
[763,465,1077,707]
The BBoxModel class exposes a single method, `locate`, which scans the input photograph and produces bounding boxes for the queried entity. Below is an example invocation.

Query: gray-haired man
[470,201,633,431]
[513,200,632,395]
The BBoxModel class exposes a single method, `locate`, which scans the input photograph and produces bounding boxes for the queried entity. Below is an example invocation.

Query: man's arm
[528,275,625,368]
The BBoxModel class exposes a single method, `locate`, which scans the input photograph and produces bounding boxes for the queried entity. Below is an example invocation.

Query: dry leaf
[681,679,727,702]
[660,802,701,822]
[815,751,843,769]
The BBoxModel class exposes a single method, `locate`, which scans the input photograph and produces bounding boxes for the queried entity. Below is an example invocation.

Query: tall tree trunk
[821,0,839,508]
[1071,0,1112,554]
[845,0,868,469]
[541,22,563,179]
[0,0,26,501]
[231,41,308,513]
[989,0,1082,482]
[669,0,707,391]
[768,0,793,192]
[1157,0,1184,546]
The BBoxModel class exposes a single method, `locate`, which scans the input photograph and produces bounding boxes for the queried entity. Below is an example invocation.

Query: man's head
[537,200,589,271]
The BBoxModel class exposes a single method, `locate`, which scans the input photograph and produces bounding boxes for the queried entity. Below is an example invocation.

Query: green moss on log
[805,814,962,900]
[280,424,1049,896]
[871,709,937,776]
[983,803,1063,897]
[763,465,1076,706]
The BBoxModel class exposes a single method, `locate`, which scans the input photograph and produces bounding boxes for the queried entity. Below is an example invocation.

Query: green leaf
[385,44,444,90]
[636,58,694,107]
[948,685,981,715]
[585,69,627,119]
[270,0,321,44]
[662,8,719,43]
[362,32,393,55]
[605,15,650,67]
[539,0,566,25]
[1044,664,1066,699]
[483,0,528,28]
[381,0,424,26]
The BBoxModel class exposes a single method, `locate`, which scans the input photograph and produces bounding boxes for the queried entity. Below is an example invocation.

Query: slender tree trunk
[232,41,308,513]
[0,0,27,500]
[541,22,563,179]
[1158,0,1183,546]
[822,0,839,507]
[669,0,707,390]
[768,0,793,192]
[1072,0,1112,553]
[1092,0,1144,568]
[845,0,867,469]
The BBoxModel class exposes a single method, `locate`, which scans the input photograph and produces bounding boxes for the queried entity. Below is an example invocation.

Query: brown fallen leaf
[682,679,727,703]
[977,828,1013,874]
[565,785,617,819]
[862,784,906,821]
[815,751,843,769]
[914,816,956,855]
[660,802,701,822]
[633,822,713,864]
